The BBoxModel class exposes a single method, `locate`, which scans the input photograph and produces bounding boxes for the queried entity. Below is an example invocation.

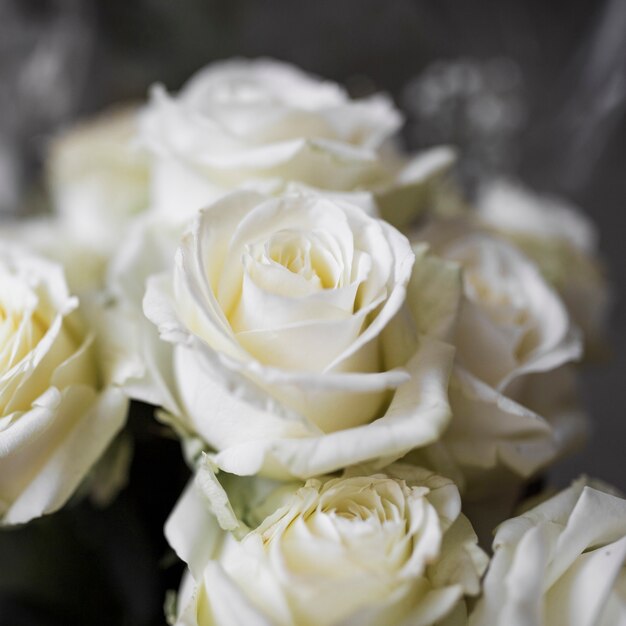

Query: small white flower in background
[0,245,128,526]
[167,462,487,626]
[477,179,611,358]
[0,217,109,295]
[471,477,626,626]
[410,219,585,502]
[47,105,150,256]
[139,57,455,224]
[1,107,149,297]
[140,190,459,479]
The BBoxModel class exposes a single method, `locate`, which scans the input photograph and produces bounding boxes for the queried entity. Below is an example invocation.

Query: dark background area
[0,1,624,624]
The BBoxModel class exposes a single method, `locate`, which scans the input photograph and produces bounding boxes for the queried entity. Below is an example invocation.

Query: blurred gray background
[0,1,624,624]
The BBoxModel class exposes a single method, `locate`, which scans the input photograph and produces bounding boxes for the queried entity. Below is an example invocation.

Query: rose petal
[213,336,453,478]
[0,385,127,525]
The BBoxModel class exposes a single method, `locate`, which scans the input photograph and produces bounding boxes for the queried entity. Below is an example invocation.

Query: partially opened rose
[139,57,454,222]
[471,478,626,626]
[0,245,128,525]
[411,220,585,499]
[144,190,456,478]
[435,226,581,389]
[167,463,487,626]
[476,180,610,358]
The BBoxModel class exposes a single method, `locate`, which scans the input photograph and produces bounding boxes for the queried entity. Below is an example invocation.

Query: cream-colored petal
[0,385,127,526]
[441,367,554,477]
[165,478,227,581]
[406,244,463,341]
[196,562,275,626]
[174,344,318,453]
[376,146,456,229]
[544,536,626,626]
[213,336,453,479]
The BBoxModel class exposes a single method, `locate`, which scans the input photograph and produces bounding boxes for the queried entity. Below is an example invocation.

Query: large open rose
[0,246,128,525]
[143,190,456,478]
[471,478,626,626]
[167,463,487,626]
[139,58,454,222]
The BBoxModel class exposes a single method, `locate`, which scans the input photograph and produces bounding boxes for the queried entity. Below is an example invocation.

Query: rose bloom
[471,478,626,626]
[167,463,487,626]
[141,190,457,479]
[139,57,454,223]
[47,105,149,256]
[476,180,610,358]
[0,245,128,525]
[409,219,585,501]
[0,217,108,295]
[1,107,151,297]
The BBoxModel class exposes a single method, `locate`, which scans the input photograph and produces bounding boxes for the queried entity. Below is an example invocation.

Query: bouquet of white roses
[1,59,620,626]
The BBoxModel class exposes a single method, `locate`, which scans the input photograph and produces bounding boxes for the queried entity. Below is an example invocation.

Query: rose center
[465,270,530,330]
[263,229,342,291]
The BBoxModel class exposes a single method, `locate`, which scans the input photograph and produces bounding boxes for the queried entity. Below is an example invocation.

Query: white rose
[440,231,579,387]
[411,220,584,498]
[139,57,454,222]
[0,217,109,294]
[142,190,457,479]
[48,105,149,255]
[101,193,376,419]
[167,462,487,626]
[476,180,610,358]
[471,478,626,626]
[0,245,128,525]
